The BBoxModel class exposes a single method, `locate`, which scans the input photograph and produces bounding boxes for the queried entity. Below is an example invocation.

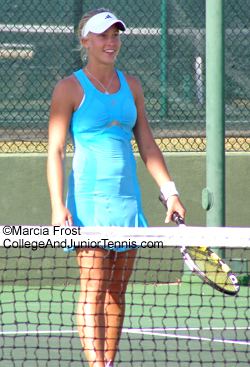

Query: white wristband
[160,181,179,202]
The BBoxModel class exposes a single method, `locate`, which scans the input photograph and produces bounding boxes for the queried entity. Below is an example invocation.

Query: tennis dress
[65,69,148,251]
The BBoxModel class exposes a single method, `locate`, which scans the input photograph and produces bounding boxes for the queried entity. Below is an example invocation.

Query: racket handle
[172,212,185,225]
[159,193,185,225]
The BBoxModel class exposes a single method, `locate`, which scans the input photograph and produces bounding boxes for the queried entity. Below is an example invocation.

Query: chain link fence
[0,0,249,153]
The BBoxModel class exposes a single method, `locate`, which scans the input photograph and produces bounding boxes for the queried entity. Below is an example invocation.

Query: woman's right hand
[51,205,73,226]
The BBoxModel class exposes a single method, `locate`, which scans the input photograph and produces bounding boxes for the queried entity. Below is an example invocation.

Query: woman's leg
[76,248,112,367]
[104,250,137,364]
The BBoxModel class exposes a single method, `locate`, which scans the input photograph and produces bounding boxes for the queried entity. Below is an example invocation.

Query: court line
[1,326,249,334]
[132,327,250,331]
[0,329,77,335]
[122,328,250,346]
[1,327,249,346]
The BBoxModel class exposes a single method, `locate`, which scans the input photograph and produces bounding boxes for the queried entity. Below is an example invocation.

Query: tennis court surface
[0,241,249,367]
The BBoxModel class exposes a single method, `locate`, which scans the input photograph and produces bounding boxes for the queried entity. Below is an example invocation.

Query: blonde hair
[77,8,113,62]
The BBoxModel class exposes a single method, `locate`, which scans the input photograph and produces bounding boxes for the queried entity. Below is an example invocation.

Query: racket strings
[186,247,237,291]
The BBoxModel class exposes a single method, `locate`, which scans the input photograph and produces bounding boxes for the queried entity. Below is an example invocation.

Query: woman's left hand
[165,195,186,224]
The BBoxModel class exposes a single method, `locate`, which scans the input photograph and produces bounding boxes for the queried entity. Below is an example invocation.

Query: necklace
[85,67,115,95]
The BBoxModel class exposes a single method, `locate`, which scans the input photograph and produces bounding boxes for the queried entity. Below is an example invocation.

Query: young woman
[47,8,185,367]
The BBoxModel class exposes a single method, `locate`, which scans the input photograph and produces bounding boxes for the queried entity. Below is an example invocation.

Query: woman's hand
[164,195,186,224]
[51,205,73,226]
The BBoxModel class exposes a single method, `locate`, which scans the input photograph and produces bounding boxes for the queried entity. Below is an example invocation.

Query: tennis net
[0,225,249,366]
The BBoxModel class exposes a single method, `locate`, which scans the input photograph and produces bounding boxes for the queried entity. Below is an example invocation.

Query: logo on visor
[105,14,113,19]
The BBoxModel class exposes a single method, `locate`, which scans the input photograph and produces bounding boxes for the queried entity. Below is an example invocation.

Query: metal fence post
[202,0,225,228]
[160,0,167,117]
[73,0,84,70]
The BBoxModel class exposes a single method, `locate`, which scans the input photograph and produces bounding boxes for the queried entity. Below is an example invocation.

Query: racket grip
[159,193,185,225]
[172,212,185,225]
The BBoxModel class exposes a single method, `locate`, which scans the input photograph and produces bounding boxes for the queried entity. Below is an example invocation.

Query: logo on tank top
[107,120,122,127]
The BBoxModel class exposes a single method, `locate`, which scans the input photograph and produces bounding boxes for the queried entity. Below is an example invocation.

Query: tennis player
[47,8,185,367]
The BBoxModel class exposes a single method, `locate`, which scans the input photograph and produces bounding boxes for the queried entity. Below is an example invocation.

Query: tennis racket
[159,194,240,295]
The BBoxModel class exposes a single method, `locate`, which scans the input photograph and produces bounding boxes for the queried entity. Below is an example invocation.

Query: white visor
[82,12,126,38]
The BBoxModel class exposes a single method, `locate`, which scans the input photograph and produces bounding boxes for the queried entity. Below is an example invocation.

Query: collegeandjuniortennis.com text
[1,225,163,250]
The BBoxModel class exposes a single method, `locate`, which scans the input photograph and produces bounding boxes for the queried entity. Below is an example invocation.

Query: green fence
[0,0,249,152]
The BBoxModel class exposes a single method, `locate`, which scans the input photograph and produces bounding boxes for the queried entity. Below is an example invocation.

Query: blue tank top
[70,69,137,143]
[66,68,147,232]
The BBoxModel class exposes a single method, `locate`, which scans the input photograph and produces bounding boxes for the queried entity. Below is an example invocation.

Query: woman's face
[83,24,122,65]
